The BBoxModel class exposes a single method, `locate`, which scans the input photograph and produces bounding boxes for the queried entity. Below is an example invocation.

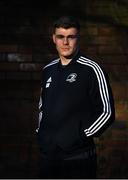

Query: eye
[56,35,65,39]
[55,34,78,40]
[67,35,78,39]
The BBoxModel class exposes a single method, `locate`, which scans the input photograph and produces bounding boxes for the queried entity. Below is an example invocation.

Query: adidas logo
[46,77,52,88]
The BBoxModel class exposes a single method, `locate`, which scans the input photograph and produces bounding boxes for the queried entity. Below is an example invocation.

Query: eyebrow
[55,34,79,39]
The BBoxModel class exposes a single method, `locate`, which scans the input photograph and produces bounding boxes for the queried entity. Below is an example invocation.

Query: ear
[52,34,56,44]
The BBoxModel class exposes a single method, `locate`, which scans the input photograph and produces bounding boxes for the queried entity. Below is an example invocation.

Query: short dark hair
[53,16,80,33]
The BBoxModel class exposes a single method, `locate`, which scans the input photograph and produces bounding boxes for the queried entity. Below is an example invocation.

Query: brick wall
[0,0,128,178]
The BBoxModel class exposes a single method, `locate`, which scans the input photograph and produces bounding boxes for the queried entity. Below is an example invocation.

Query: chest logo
[66,73,77,83]
[46,77,52,88]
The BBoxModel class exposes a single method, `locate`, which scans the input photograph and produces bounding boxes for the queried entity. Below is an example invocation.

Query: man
[36,16,115,178]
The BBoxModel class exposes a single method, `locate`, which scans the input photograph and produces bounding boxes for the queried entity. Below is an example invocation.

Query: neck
[60,48,80,66]
[60,56,72,65]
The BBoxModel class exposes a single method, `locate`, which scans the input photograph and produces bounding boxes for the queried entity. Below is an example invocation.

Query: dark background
[0,0,128,178]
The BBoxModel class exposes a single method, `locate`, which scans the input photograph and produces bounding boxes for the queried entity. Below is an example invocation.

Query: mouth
[61,48,70,51]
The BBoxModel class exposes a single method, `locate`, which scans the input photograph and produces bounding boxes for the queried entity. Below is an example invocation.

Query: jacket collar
[58,50,81,69]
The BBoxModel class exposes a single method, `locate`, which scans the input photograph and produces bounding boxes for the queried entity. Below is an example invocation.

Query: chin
[62,53,73,58]
[61,52,71,56]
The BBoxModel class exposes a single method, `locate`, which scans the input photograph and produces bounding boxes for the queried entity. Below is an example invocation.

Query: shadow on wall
[96,120,128,178]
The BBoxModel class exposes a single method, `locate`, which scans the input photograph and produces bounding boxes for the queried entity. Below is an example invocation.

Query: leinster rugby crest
[66,73,77,83]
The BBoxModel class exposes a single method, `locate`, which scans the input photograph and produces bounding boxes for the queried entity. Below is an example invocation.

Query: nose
[63,37,69,44]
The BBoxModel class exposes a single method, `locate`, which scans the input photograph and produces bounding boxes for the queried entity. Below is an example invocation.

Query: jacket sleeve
[84,65,115,137]
[36,88,43,133]
[36,70,45,133]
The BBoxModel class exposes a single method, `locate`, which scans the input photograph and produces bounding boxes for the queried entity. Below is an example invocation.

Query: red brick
[0,45,18,52]
[86,26,98,36]
[96,36,119,45]
[7,53,32,62]
[111,81,127,101]
[115,101,128,121]
[19,63,40,71]
[18,46,32,54]
[81,45,98,55]
[0,62,19,71]
[98,45,124,54]
[98,26,117,36]
[98,55,128,64]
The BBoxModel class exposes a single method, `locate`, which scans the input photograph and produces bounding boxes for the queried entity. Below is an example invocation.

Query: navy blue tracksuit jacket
[37,52,115,160]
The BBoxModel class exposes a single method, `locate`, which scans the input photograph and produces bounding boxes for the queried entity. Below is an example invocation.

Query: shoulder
[43,58,60,70]
[77,55,109,83]
[77,55,105,74]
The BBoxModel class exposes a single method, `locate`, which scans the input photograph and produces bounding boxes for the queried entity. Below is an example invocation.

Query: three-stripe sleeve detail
[36,59,59,132]
[36,88,43,133]
[43,59,59,69]
[77,56,111,137]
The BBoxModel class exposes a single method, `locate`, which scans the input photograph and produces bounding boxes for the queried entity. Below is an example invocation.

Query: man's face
[52,27,79,59]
